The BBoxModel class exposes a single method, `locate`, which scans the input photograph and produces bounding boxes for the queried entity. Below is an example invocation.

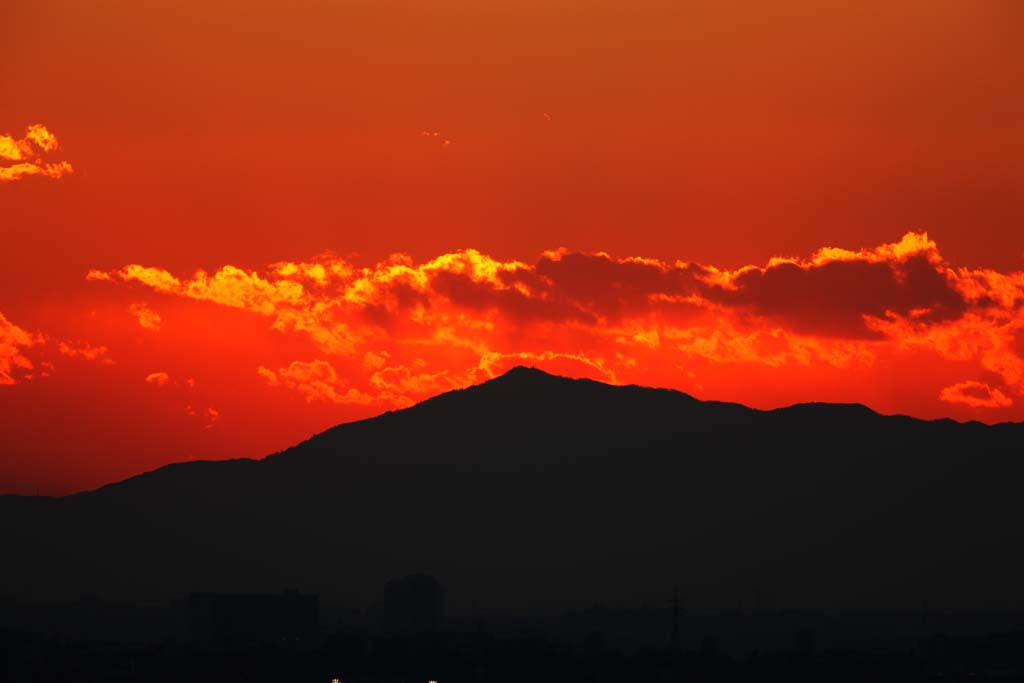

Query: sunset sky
[3,0,1023,495]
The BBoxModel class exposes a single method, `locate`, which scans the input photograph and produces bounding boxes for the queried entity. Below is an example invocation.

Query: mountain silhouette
[3,366,1023,612]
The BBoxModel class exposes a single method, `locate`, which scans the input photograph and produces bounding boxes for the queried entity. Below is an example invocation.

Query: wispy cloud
[258,360,373,405]
[0,312,39,385]
[58,341,112,364]
[129,303,162,331]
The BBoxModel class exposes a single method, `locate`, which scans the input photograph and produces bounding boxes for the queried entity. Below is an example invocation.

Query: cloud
[0,312,39,385]
[713,256,963,339]
[90,233,1024,411]
[939,381,1012,409]
[94,233,970,339]
[258,360,373,405]
[204,406,220,428]
[185,403,220,427]
[129,303,161,331]
[145,371,170,386]
[669,321,875,369]
[367,360,461,407]
[58,341,112,364]
[865,309,1024,396]
[2,312,115,384]
[0,124,73,182]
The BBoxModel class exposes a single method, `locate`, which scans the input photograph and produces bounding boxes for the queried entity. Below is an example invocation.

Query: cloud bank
[88,233,1024,413]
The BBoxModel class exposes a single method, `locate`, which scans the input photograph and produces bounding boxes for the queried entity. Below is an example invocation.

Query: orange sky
[2,0,1023,494]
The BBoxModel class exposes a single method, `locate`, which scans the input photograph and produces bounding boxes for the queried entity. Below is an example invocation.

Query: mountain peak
[480,365,580,392]
[493,365,557,382]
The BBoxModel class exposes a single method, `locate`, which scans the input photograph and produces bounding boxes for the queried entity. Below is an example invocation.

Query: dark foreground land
[4,367,1024,680]
[4,599,1024,682]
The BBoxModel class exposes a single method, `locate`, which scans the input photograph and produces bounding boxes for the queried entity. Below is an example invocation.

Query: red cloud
[258,360,373,405]
[939,381,1012,409]
[145,371,170,386]
[714,252,965,338]
[2,312,118,384]
[0,312,38,385]
[204,406,220,428]
[89,233,1024,411]
[58,342,112,364]
[129,303,161,331]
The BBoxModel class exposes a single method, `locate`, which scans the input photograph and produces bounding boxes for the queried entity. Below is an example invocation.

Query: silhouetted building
[379,574,445,634]
[187,590,319,647]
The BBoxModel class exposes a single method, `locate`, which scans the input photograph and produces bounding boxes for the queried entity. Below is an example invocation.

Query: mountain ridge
[4,366,1012,501]
[3,365,1023,611]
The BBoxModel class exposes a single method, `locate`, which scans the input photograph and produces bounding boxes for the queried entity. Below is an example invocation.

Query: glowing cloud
[145,371,170,386]
[0,312,38,385]
[204,406,220,427]
[258,360,373,405]
[939,381,1013,409]
[0,124,73,182]
[129,303,162,331]
[185,404,219,427]
[90,233,1024,412]
[58,342,112,364]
